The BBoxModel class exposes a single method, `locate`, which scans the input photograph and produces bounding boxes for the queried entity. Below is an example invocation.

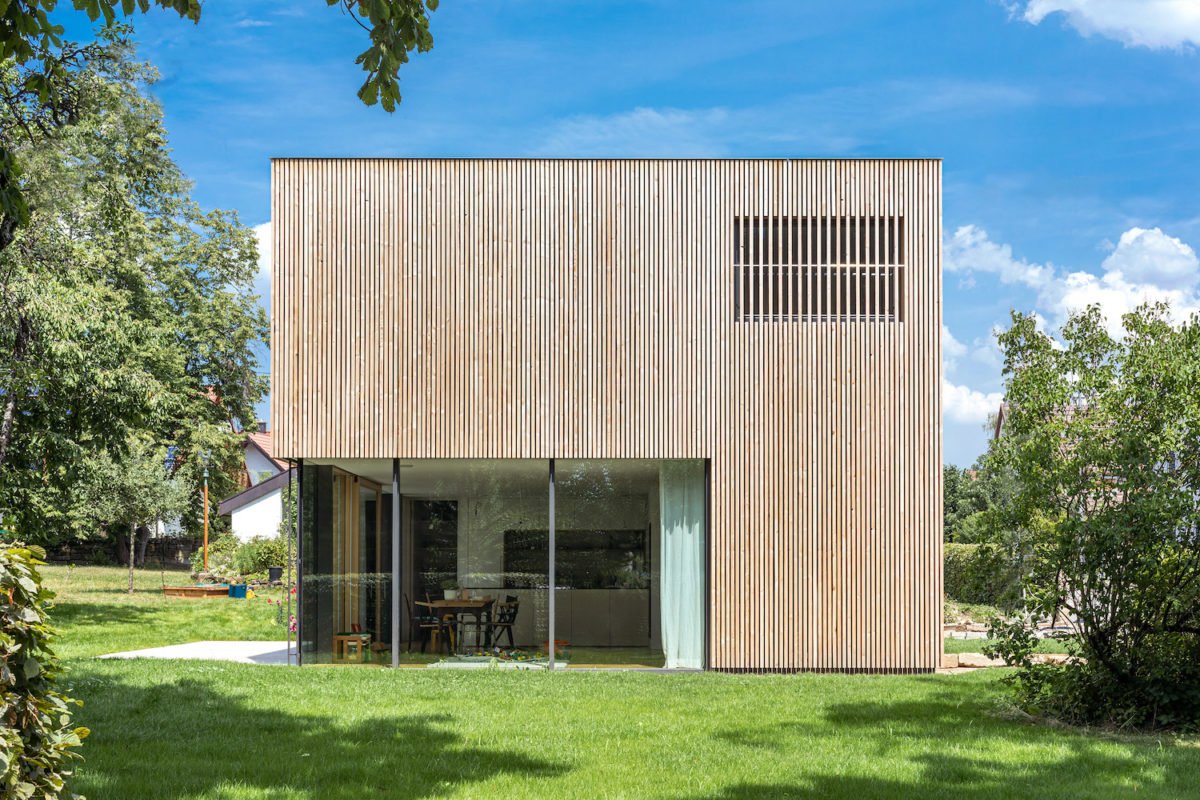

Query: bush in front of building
[189,533,241,578]
[944,542,1018,608]
[234,536,289,578]
[986,305,1200,731]
[1,542,88,797]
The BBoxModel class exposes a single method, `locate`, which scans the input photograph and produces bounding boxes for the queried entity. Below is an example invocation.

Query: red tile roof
[246,429,287,472]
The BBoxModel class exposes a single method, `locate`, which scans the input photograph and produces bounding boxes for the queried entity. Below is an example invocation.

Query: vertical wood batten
[270,159,942,672]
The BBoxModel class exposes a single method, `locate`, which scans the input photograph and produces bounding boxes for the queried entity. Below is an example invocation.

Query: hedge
[944,542,1018,607]
[1,542,88,798]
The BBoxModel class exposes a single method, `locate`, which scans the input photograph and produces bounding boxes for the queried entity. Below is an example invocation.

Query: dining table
[415,597,496,651]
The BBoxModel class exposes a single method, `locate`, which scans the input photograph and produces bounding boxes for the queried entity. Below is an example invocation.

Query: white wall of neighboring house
[151,515,184,538]
[230,487,283,541]
[244,447,282,486]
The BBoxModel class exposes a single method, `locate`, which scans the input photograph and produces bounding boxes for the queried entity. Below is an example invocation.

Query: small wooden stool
[333,632,371,663]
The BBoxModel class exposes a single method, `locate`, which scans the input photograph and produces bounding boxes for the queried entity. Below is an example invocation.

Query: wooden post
[202,463,210,572]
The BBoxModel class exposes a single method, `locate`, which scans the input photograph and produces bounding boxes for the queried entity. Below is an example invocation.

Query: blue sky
[108,0,1200,466]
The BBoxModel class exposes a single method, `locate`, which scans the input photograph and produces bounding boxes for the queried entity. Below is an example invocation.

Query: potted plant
[440,577,458,600]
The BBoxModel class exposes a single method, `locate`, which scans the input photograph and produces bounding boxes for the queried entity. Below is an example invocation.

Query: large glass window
[300,458,704,668]
[555,460,659,665]
[398,460,548,664]
[299,464,391,664]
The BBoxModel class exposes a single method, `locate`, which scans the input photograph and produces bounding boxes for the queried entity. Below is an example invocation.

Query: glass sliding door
[555,460,660,666]
[397,460,549,663]
[300,462,391,664]
[554,459,706,668]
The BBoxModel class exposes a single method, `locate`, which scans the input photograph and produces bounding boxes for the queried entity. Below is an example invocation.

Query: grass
[942,598,1077,655]
[40,566,1200,799]
[46,565,288,660]
[943,637,1075,655]
[944,599,1003,624]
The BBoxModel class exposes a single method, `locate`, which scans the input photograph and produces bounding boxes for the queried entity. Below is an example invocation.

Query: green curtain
[659,460,705,669]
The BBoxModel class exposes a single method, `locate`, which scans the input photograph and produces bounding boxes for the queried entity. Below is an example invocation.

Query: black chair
[405,593,442,653]
[488,595,520,649]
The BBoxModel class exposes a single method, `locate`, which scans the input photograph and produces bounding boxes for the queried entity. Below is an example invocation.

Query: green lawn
[942,637,1075,655]
[48,565,287,659]
[41,566,1200,799]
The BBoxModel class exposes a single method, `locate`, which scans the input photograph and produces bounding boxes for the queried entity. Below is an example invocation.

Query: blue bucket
[228,584,248,599]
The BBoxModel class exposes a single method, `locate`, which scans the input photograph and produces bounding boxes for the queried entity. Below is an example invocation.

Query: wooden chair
[431,613,457,655]
[405,593,441,653]
[424,592,458,655]
[488,595,520,649]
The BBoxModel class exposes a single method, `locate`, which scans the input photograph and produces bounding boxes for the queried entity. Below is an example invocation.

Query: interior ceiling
[305,458,666,496]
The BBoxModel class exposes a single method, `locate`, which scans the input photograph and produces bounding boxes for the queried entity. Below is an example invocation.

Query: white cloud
[532,80,1035,157]
[943,325,968,374]
[1053,267,1199,337]
[945,224,1200,337]
[1016,1,1200,49]
[253,221,271,309]
[969,330,1005,370]
[1101,226,1198,289]
[535,107,733,157]
[944,224,1056,291]
[943,379,1004,425]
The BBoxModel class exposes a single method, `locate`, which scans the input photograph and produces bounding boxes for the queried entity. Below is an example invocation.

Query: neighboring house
[271,158,943,671]
[219,423,292,542]
[242,423,288,487]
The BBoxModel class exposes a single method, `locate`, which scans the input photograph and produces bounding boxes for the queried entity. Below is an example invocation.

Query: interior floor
[346,646,667,668]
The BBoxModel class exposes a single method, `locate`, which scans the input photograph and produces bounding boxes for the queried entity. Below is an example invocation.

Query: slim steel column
[548,459,556,671]
[294,459,303,666]
[391,458,401,668]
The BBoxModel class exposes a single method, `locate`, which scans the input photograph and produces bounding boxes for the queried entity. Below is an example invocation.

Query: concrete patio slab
[99,640,293,666]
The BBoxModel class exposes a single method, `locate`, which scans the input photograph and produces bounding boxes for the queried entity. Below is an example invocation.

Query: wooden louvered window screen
[733,215,904,322]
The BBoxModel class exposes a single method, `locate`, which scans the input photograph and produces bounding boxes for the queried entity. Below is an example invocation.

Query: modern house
[272,158,943,671]
[218,423,292,542]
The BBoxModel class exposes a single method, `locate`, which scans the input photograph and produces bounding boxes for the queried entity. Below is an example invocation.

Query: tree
[85,439,188,592]
[987,303,1200,730]
[943,465,987,541]
[0,1,438,253]
[0,38,266,546]
[944,453,1018,543]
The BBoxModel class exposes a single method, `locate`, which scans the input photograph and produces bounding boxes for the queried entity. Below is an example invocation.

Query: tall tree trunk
[0,313,32,471]
[136,524,151,567]
[128,521,136,594]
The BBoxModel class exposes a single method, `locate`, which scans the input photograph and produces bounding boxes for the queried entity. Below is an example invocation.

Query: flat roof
[270,156,942,163]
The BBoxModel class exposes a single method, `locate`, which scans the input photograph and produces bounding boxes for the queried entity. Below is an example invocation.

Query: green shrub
[234,537,289,576]
[944,542,1018,608]
[986,617,1200,730]
[1,542,88,796]
[986,305,1200,730]
[190,533,240,577]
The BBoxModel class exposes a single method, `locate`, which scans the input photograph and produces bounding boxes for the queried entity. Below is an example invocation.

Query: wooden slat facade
[271,158,943,672]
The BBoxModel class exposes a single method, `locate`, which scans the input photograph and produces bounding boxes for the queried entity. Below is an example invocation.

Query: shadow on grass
[703,683,1196,799]
[50,601,166,629]
[68,671,567,798]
